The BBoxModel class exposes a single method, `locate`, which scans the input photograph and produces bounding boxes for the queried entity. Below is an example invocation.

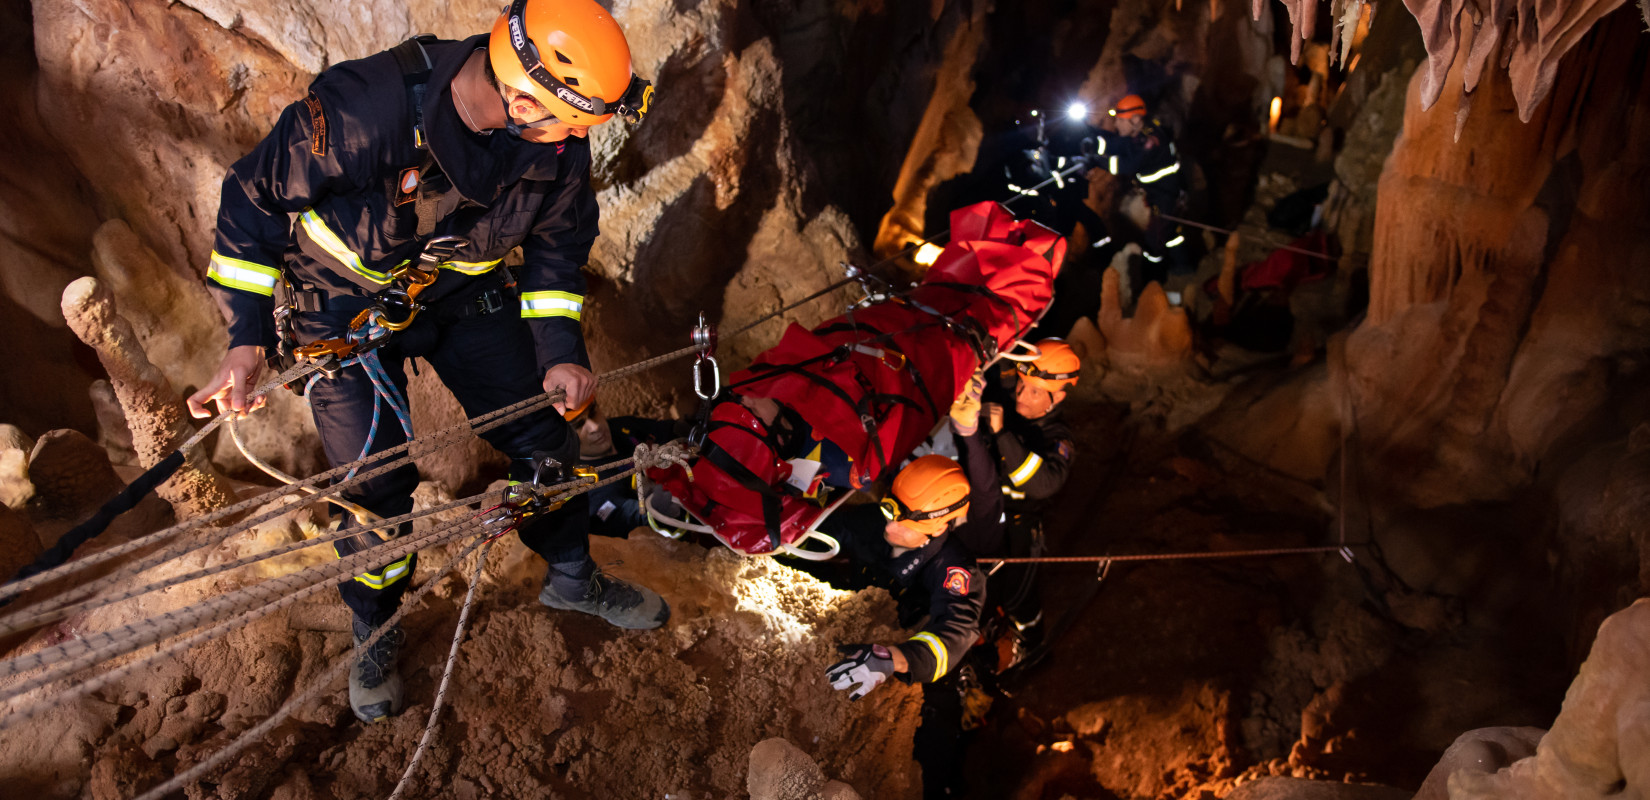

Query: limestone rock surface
[60,277,233,518]
[748,737,863,800]
[1413,726,1544,800]
[1448,599,1650,798]
[26,429,122,520]
[0,503,41,581]
[1344,13,1650,508]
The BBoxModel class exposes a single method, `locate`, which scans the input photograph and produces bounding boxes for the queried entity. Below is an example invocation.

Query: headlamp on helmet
[879,493,968,525]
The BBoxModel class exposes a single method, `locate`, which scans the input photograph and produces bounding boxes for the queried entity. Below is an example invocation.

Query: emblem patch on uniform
[1057,440,1073,461]
[303,92,328,157]
[395,167,420,206]
[943,566,971,597]
[556,142,566,155]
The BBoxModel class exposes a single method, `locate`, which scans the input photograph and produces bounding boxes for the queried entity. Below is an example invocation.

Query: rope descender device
[483,452,598,540]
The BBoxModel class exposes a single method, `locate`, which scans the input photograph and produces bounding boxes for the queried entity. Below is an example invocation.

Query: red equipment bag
[648,201,1063,555]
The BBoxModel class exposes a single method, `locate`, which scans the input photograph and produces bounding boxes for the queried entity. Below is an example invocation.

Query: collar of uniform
[423,35,564,206]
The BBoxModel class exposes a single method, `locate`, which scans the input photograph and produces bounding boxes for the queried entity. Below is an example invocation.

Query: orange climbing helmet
[881,455,971,536]
[1018,339,1081,393]
[489,0,654,127]
[1110,94,1147,120]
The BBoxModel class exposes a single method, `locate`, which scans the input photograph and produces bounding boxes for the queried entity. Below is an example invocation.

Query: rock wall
[1345,9,1650,510]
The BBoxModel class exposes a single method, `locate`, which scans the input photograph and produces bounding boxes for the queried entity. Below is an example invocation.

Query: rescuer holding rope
[189,0,666,724]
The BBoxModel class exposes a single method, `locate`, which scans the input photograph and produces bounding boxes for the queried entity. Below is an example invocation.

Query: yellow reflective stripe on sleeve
[1164,235,1186,248]
[1137,161,1181,183]
[299,209,391,285]
[910,632,949,681]
[207,252,281,296]
[1001,485,1027,500]
[521,290,584,320]
[440,259,503,275]
[1108,155,1119,175]
[1008,452,1043,486]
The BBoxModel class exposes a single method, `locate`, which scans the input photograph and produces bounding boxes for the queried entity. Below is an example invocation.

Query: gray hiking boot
[349,618,405,724]
[538,568,671,630]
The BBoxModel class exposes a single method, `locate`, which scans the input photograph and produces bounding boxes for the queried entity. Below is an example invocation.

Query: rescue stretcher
[643,201,1064,558]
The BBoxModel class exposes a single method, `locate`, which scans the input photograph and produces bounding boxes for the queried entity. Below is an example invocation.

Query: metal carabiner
[693,355,721,401]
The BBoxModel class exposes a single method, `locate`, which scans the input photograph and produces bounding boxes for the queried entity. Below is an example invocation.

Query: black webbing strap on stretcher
[702,420,798,553]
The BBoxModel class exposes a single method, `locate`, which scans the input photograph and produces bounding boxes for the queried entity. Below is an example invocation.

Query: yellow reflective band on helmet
[1009,452,1043,486]
[1137,161,1181,184]
[440,258,503,275]
[521,290,584,320]
[207,252,281,296]
[1164,235,1186,248]
[347,553,413,590]
[910,631,949,681]
[300,209,391,285]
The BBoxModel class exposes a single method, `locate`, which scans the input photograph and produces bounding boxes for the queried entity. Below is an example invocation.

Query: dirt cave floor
[954,395,1574,799]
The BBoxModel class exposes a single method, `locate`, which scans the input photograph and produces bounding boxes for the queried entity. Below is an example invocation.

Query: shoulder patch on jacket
[1056,440,1074,461]
[943,566,971,596]
[303,92,328,157]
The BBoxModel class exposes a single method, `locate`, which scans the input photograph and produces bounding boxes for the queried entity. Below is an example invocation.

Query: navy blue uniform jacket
[205,35,597,374]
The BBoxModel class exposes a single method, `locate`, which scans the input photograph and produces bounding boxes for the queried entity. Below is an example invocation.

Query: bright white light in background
[1269,96,1283,133]
[913,243,944,266]
[1066,102,1088,121]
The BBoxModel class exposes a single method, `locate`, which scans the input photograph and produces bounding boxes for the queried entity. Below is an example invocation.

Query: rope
[387,539,493,800]
[1155,211,1337,263]
[0,343,700,618]
[126,531,494,800]
[0,508,491,730]
[0,502,487,695]
[977,544,1359,569]
[229,416,385,530]
[0,488,498,639]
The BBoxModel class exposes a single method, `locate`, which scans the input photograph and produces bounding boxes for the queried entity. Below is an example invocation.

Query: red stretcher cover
[648,201,1063,555]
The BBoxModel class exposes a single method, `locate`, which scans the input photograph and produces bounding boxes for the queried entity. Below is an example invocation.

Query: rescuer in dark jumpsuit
[1092,94,1192,286]
[807,375,998,799]
[978,339,1080,664]
[189,0,666,724]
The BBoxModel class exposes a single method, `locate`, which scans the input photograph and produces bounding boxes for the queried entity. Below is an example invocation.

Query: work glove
[949,373,986,435]
[826,644,896,701]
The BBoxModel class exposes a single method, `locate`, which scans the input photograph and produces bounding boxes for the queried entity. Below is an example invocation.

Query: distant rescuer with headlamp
[187,0,662,725]
[818,374,999,701]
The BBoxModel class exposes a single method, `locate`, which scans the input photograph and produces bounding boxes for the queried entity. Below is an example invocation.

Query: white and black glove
[826,644,896,701]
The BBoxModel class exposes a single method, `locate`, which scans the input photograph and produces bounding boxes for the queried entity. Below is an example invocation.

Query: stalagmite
[59,276,234,519]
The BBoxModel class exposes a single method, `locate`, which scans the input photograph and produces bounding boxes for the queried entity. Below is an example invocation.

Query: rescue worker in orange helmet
[804,374,996,799]
[1092,93,1192,284]
[190,0,659,725]
[976,339,1081,665]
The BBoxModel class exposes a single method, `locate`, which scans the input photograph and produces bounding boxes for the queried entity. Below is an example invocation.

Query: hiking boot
[539,568,670,629]
[349,618,405,724]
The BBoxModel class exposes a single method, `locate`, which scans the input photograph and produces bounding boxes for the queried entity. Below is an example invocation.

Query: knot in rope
[633,440,697,479]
